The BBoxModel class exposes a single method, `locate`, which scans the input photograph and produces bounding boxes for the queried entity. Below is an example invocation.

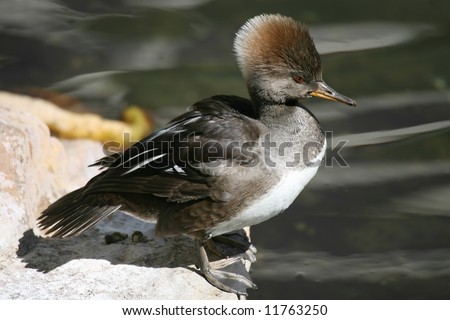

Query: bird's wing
[83,95,261,203]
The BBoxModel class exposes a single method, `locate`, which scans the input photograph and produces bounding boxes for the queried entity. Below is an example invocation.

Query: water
[1,0,449,299]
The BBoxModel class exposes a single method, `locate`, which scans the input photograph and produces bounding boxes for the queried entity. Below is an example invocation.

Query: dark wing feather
[38,187,121,237]
[84,95,260,202]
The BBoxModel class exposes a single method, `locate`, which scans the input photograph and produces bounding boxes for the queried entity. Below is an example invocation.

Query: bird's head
[234,14,356,107]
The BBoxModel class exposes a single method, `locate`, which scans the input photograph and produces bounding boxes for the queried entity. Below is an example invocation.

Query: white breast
[208,141,326,237]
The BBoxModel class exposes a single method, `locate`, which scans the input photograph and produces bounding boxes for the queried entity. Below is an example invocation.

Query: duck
[37,13,356,296]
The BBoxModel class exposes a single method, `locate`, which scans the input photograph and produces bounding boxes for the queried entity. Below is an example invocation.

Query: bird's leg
[195,239,257,296]
[205,238,226,259]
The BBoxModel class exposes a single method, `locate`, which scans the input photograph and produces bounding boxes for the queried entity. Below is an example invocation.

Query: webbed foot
[195,239,257,296]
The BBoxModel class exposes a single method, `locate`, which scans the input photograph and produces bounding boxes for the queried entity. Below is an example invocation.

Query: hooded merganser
[37,14,355,295]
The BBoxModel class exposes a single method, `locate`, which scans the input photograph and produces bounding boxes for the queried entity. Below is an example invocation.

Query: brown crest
[234,14,321,80]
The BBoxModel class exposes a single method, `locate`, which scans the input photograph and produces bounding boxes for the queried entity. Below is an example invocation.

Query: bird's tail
[37,188,121,238]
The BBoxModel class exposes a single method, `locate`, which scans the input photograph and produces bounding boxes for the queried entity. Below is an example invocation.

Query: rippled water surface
[1,0,449,299]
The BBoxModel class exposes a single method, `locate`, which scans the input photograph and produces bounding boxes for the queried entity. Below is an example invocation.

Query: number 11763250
[264,304,328,316]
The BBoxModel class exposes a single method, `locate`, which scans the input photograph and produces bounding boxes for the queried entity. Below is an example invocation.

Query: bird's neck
[252,96,323,144]
[247,81,300,125]
[251,96,312,128]
[257,103,298,125]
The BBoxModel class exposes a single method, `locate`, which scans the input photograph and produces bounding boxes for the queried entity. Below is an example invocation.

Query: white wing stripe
[122,147,157,166]
[123,153,166,175]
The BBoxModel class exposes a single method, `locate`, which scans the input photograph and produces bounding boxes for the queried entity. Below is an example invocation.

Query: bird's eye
[293,75,305,84]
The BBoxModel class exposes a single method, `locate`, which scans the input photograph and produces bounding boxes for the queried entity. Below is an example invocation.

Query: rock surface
[0,95,238,299]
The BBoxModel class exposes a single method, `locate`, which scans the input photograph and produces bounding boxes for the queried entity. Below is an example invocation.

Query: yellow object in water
[0,91,153,148]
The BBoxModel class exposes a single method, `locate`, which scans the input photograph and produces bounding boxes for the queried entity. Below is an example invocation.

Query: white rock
[0,105,65,260]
